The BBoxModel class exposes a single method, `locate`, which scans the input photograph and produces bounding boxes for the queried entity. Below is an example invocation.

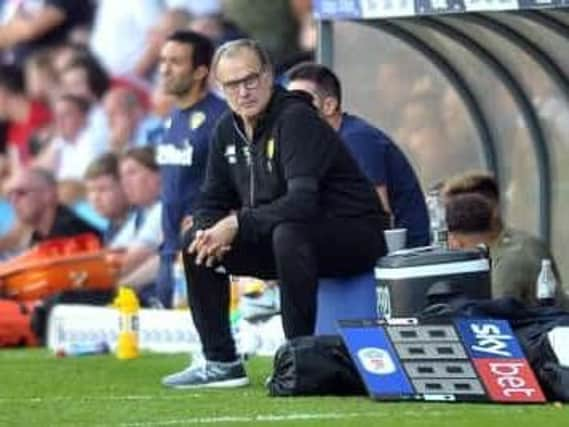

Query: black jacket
[31,205,102,245]
[195,87,387,242]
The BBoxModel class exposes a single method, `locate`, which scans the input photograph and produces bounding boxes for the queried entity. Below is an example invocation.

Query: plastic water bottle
[536,259,556,306]
[56,341,109,358]
[377,282,391,319]
[171,261,188,310]
[113,287,140,360]
[426,189,448,248]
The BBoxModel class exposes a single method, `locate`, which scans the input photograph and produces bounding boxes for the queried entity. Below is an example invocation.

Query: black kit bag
[266,335,366,396]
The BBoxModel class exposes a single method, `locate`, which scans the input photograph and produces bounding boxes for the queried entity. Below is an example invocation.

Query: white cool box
[375,247,491,317]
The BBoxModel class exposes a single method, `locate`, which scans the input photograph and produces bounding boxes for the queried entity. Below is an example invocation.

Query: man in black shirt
[162,39,388,389]
[5,167,100,246]
[3,167,105,344]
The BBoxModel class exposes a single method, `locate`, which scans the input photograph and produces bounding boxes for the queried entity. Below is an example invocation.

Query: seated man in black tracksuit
[162,39,388,389]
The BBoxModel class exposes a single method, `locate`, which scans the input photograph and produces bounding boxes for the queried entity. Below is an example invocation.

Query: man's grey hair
[211,38,273,77]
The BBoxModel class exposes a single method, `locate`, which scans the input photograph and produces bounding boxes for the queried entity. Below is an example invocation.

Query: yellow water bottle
[113,287,140,360]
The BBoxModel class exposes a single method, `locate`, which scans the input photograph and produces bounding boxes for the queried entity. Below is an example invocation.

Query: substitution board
[339,318,545,403]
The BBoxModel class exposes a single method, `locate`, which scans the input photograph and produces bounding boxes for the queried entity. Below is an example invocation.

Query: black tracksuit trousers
[182,216,387,362]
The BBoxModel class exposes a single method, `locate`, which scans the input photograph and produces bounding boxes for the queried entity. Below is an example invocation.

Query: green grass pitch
[1,349,568,426]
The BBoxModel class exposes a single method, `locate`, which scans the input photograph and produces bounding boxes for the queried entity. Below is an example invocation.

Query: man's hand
[188,214,239,267]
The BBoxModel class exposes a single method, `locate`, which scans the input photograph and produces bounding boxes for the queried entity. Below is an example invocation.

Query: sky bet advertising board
[457,319,545,402]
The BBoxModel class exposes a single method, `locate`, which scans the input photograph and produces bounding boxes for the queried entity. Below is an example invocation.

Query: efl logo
[474,359,545,402]
[358,347,396,375]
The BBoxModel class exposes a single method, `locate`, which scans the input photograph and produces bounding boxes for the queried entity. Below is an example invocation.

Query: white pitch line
[121,411,388,426]
[0,394,201,404]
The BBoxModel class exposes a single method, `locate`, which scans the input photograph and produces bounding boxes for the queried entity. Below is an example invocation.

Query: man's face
[103,91,140,142]
[6,174,54,226]
[86,174,128,220]
[215,49,273,122]
[60,68,93,101]
[54,99,86,141]
[159,41,197,97]
[119,158,159,207]
[287,79,324,111]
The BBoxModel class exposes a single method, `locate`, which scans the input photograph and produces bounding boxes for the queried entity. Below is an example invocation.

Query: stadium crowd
[0,0,299,303]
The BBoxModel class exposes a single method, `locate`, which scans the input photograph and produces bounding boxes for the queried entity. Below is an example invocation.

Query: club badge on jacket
[266,138,275,173]
[189,111,206,130]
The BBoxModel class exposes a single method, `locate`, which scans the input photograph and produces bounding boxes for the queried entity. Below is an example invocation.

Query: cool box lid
[376,247,489,280]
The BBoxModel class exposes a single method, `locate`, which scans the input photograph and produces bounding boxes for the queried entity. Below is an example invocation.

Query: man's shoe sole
[165,377,250,390]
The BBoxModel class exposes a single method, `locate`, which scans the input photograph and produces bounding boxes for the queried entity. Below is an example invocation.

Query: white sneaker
[161,359,249,389]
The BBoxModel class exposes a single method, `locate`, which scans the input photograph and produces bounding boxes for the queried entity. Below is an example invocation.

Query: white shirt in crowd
[110,201,163,251]
[90,0,163,76]
[90,0,222,76]
[51,105,109,180]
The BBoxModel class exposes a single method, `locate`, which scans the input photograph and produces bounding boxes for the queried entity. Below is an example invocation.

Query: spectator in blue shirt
[287,62,429,247]
[156,30,226,306]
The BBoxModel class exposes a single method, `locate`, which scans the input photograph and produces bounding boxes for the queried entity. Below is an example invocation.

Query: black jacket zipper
[233,122,256,207]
